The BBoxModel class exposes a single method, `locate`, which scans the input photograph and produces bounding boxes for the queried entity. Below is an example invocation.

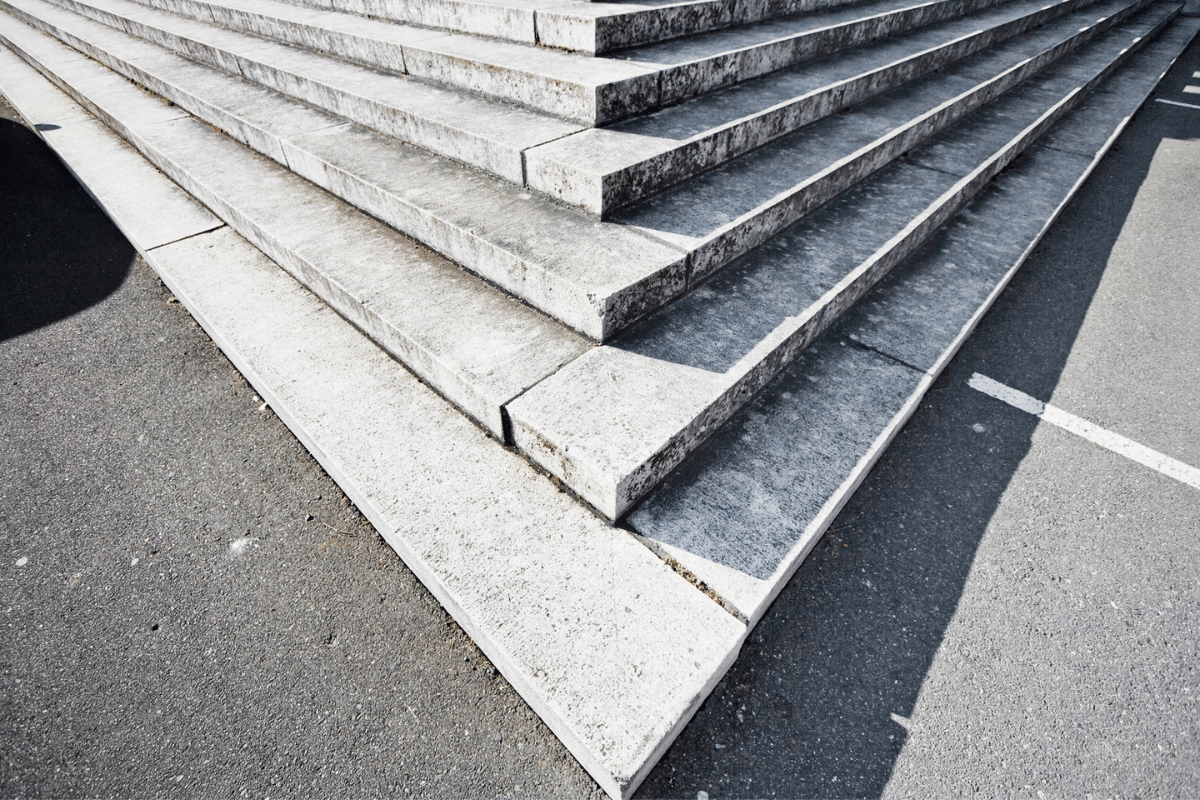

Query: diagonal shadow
[635,38,1200,800]
[0,115,135,343]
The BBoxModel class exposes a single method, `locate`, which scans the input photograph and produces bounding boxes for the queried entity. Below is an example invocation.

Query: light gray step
[628,14,1200,624]
[505,3,1180,520]
[615,0,1152,285]
[531,0,1115,215]
[0,48,750,800]
[0,0,689,341]
[0,0,685,345]
[299,0,935,56]
[0,9,591,437]
[36,0,1046,125]
[3,0,591,183]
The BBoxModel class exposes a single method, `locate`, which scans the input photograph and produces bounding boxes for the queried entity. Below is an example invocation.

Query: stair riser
[137,0,416,70]
[324,0,537,46]
[533,0,1107,217]
[24,0,540,179]
[652,0,1093,111]
[685,0,1152,284]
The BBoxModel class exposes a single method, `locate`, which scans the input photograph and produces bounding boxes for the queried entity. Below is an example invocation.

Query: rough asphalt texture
[3,34,1199,799]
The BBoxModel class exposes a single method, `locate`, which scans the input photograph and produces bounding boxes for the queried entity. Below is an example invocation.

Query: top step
[69,0,1032,124]
[281,0,909,55]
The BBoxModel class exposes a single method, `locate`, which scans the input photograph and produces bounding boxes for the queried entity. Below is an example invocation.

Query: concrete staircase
[2,0,1196,791]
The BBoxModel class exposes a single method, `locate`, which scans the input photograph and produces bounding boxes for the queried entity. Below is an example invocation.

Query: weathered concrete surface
[527,0,1115,215]
[4,29,1200,800]
[626,18,1200,620]
[0,7,687,341]
[3,0,583,181]
[617,0,1154,277]
[508,7,1173,520]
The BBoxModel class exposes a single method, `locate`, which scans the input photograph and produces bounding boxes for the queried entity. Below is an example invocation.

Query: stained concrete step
[505,3,1181,520]
[629,14,1200,624]
[616,0,1152,283]
[0,48,750,800]
[532,0,1127,215]
[36,0,1054,125]
[0,9,591,437]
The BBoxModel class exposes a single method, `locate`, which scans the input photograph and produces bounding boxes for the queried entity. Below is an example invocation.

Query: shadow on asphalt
[1,116,134,342]
[635,42,1200,800]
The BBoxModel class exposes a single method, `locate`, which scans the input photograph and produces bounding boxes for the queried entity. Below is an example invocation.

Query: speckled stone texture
[508,4,1179,519]
[628,15,1200,623]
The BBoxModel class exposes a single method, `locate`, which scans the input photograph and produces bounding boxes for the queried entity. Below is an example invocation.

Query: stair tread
[529,0,1089,214]
[100,0,1038,121]
[505,3,1178,519]
[627,16,1200,620]
[0,11,591,434]
[615,0,1150,274]
[13,0,584,180]
[2,0,693,340]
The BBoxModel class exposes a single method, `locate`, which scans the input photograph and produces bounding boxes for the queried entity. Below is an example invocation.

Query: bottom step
[2,11,1197,798]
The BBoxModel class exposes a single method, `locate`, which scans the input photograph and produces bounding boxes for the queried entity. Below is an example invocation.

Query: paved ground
[2,31,1198,800]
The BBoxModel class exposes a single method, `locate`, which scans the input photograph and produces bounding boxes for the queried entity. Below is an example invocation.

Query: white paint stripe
[968,373,1200,491]
[1184,85,1200,95]
[1155,97,1200,110]
[1193,71,1200,79]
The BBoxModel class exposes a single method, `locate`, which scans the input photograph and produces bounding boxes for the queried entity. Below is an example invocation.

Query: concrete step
[616,0,1152,281]
[629,14,1200,624]
[0,9,590,437]
[532,0,1134,215]
[294,0,927,56]
[33,0,1055,124]
[0,0,693,342]
[505,3,1183,519]
[1,0,589,181]
[0,46,750,800]
[0,0,1153,344]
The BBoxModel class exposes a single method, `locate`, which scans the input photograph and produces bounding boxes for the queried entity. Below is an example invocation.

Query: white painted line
[1184,85,1200,95]
[1193,71,1200,79]
[968,373,1200,491]
[1154,98,1200,110]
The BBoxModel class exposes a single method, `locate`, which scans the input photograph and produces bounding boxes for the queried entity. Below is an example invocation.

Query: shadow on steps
[0,114,135,343]
[634,36,1200,800]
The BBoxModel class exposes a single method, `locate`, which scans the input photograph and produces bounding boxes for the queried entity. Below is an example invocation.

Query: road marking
[1155,98,1200,110]
[1184,86,1200,95]
[968,373,1200,491]
[1194,71,1200,79]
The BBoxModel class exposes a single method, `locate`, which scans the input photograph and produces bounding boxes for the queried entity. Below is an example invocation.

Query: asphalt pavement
[3,31,1199,800]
